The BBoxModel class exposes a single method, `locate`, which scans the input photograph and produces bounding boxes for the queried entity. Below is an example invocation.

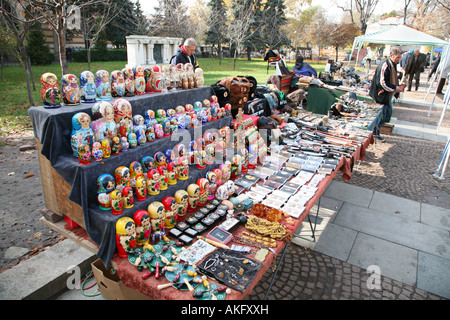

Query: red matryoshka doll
[62,74,80,105]
[133,65,146,95]
[174,189,189,219]
[162,196,177,230]
[146,125,155,142]
[78,143,91,165]
[176,156,189,181]
[150,65,164,93]
[110,189,123,215]
[121,67,135,97]
[111,70,125,97]
[154,151,167,168]
[133,210,151,246]
[113,98,133,139]
[187,184,200,212]
[115,166,131,191]
[231,154,242,179]
[196,150,207,169]
[144,67,153,93]
[189,140,198,165]
[206,171,217,201]
[146,169,160,196]
[220,161,232,182]
[184,104,194,116]
[121,186,134,209]
[134,176,147,201]
[40,72,61,108]
[95,69,112,101]
[101,139,111,158]
[115,217,136,257]
[129,161,144,187]
[141,155,155,173]
[111,136,121,155]
[148,201,166,242]
[196,178,210,207]
[97,173,115,210]
[213,168,223,187]
[167,161,177,186]
[158,165,168,191]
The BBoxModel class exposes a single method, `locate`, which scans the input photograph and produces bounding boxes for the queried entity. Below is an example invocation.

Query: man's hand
[395,84,406,93]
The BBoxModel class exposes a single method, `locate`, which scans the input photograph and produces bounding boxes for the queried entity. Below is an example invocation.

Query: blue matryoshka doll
[71,112,94,157]
[133,114,146,145]
[111,70,126,97]
[144,109,157,127]
[79,71,97,103]
[161,118,171,137]
[128,132,137,148]
[154,151,167,167]
[164,148,175,163]
[95,69,112,101]
[61,74,80,105]
[97,173,115,210]
[141,156,155,173]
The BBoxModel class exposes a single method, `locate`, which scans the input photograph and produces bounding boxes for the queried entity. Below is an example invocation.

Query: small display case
[206,227,233,245]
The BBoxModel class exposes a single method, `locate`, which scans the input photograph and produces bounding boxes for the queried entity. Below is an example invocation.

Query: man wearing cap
[404,49,427,91]
[170,38,199,70]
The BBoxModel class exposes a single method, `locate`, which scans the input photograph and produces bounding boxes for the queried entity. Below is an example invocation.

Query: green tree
[26,23,54,65]
[205,0,228,64]
[260,0,289,50]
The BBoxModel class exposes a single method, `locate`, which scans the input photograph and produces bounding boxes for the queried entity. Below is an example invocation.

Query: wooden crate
[36,138,85,229]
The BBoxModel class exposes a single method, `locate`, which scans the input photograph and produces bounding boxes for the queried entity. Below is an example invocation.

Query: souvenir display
[95,69,112,100]
[197,178,210,207]
[167,162,178,185]
[141,155,155,173]
[174,189,189,219]
[110,189,123,215]
[133,210,151,246]
[77,142,91,165]
[122,67,135,97]
[101,139,111,158]
[148,201,166,242]
[79,71,97,103]
[91,101,117,142]
[176,156,189,181]
[162,196,177,230]
[61,74,80,105]
[158,165,168,191]
[113,98,133,139]
[40,72,61,108]
[187,183,200,212]
[134,65,146,95]
[115,166,131,191]
[111,70,125,97]
[121,186,134,209]
[91,142,103,161]
[71,112,94,157]
[134,176,147,201]
[147,169,161,196]
[115,217,136,257]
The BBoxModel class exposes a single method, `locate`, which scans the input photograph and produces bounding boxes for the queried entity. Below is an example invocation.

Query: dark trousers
[436,78,446,94]
[407,71,421,90]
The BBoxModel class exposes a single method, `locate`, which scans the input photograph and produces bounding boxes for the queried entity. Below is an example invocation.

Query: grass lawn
[0,57,328,136]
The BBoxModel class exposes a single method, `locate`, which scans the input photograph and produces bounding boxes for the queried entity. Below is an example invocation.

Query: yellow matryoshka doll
[148,201,166,242]
[115,217,136,257]
[110,189,123,215]
[187,183,200,213]
[115,166,131,191]
[174,189,189,219]
[121,186,134,209]
[167,161,178,186]
[134,176,147,202]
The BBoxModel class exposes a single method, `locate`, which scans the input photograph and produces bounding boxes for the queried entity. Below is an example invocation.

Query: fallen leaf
[24,173,35,178]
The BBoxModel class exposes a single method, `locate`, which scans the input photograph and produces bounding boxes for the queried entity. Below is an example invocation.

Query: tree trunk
[18,44,35,106]
[246,47,251,61]
[335,45,339,62]
[27,56,36,91]
[1,50,4,83]
[87,46,92,71]
[218,43,222,65]
[233,47,238,70]
[57,29,68,77]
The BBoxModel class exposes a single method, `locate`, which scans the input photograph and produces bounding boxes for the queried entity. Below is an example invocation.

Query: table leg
[264,242,289,300]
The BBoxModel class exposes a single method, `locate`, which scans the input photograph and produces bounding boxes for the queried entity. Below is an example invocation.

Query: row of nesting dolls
[96,146,245,215]
[40,63,204,108]
[115,179,236,256]
[71,96,232,163]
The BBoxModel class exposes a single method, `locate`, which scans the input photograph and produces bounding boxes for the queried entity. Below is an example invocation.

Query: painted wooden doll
[174,189,188,219]
[146,169,161,196]
[122,67,135,97]
[110,189,123,215]
[71,112,94,157]
[133,210,151,246]
[134,176,147,202]
[187,183,200,213]
[101,139,111,158]
[79,70,97,103]
[206,171,217,201]
[111,136,121,155]
[112,98,133,139]
[220,161,232,182]
[95,69,112,101]
[40,72,61,108]
[97,173,115,210]
[144,67,153,93]
[91,141,103,162]
[189,140,198,165]
[162,196,177,230]
[141,155,155,173]
[158,165,168,191]
[147,201,166,242]
[129,161,144,187]
[115,166,131,191]
[196,178,210,207]
[111,70,125,97]
[154,151,167,168]
[133,114,146,145]
[121,186,134,209]
[176,156,189,181]
[167,161,177,186]
[196,150,207,170]
[128,133,137,148]
[120,137,129,152]
[195,67,204,87]
[91,101,117,142]
[62,74,80,105]
[164,149,175,164]
[144,109,157,127]
[77,143,91,165]
[133,65,146,95]
[231,154,242,179]
[213,168,223,187]
[115,217,136,257]
[146,125,155,142]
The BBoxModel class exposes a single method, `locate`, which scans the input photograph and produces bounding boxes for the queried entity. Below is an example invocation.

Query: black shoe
[375,135,385,142]
[407,88,411,91]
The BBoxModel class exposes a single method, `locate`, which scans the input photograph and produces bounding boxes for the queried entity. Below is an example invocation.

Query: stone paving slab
[368,191,421,221]
[323,181,374,208]
[421,203,450,231]
[417,252,450,299]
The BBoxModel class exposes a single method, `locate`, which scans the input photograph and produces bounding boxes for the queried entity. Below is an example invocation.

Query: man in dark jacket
[170,38,199,69]
[368,47,405,142]
[404,49,427,91]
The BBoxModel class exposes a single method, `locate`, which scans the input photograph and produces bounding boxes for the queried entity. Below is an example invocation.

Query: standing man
[170,38,199,70]
[404,49,427,91]
[368,47,405,142]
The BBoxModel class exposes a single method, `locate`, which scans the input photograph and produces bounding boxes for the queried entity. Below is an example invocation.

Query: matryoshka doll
[148,201,166,242]
[154,151,167,168]
[91,101,116,142]
[129,161,144,187]
[161,118,171,137]
[144,67,153,93]
[162,196,177,230]
[146,169,160,196]
[113,98,133,139]
[144,109,157,127]
[115,217,136,257]
[111,70,125,97]
[78,143,91,165]
[122,67,135,97]
[132,114,146,145]
[167,161,177,186]
[174,189,188,219]
[188,140,197,165]
[195,67,204,87]
[40,72,61,108]
[150,65,164,92]
[110,189,123,215]
[154,123,164,139]
[231,154,242,179]
[155,109,167,124]
[206,171,217,201]
[97,173,115,210]
[127,133,137,149]
[133,210,151,246]
[141,155,155,173]
[176,156,189,181]
[174,143,187,159]
[121,186,134,209]
[71,112,94,157]
[62,74,80,105]
[120,137,129,152]
[220,161,232,182]
[115,166,131,191]
[164,148,175,164]
[157,165,168,191]
[92,141,103,162]
[196,178,210,207]
[146,125,155,142]
[213,168,223,187]
[111,136,121,155]
[134,176,147,202]
[101,139,111,158]
[239,148,249,173]
[224,103,232,117]
[95,69,112,100]
[133,65,146,95]
[187,183,200,212]
[79,70,97,103]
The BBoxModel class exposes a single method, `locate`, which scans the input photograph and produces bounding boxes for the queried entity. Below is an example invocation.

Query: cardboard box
[91,259,151,300]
